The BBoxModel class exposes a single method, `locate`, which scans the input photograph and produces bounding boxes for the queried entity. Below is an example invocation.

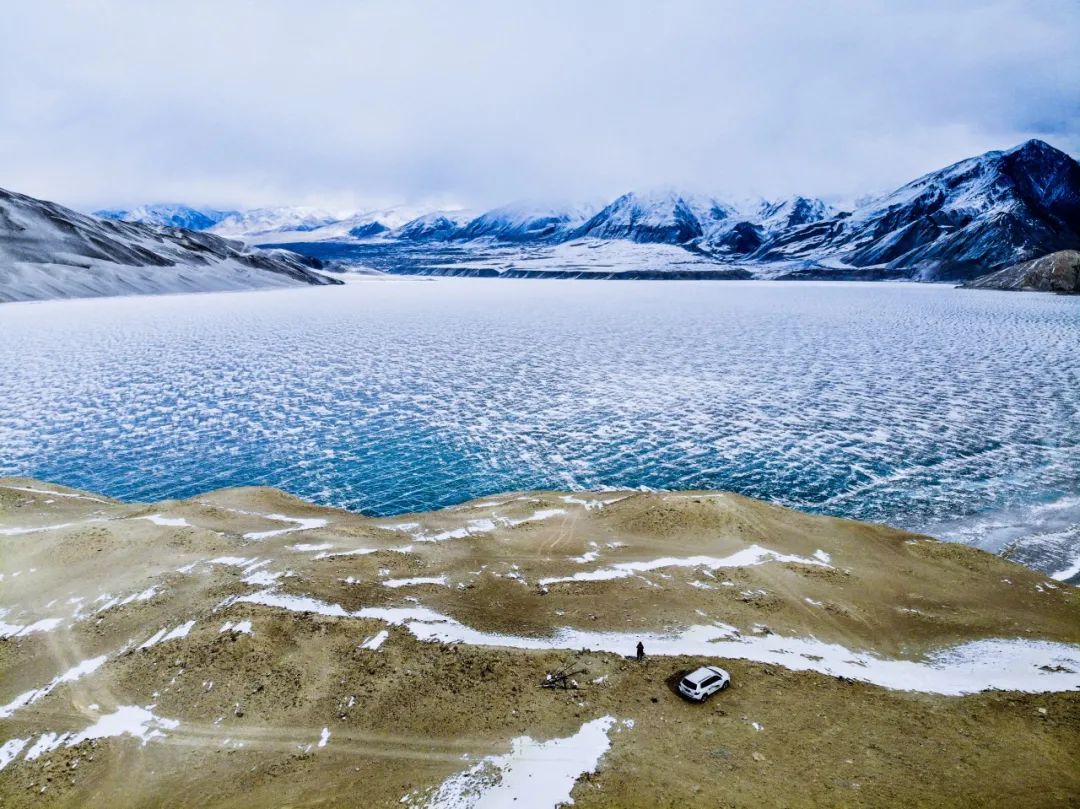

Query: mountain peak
[576,191,706,244]
[1005,138,1062,158]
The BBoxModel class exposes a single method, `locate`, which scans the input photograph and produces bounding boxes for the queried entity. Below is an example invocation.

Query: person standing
[636,640,645,662]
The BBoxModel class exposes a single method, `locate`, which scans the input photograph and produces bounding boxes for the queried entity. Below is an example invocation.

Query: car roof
[685,666,725,682]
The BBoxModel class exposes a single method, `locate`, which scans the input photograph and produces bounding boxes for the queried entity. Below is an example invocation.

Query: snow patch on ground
[569,544,601,564]
[1050,554,1080,583]
[139,620,195,649]
[138,514,190,527]
[0,484,108,503]
[0,616,63,639]
[382,575,448,589]
[0,656,109,719]
[7,706,179,769]
[560,494,626,510]
[243,515,328,541]
[242,569,287,586]
[312,547,382,560]
[385,508,568,543]
[538,544,831,586]
[402,715,615,808]
[289,542,334,552]
[360,630,389,650]
[0,738,29,770]
[0,522,81,536]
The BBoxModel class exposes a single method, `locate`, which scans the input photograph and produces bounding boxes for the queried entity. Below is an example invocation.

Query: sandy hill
[1,479,1078,807]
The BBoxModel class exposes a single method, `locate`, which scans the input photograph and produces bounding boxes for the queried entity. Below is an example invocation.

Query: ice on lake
[1,278,1077,577]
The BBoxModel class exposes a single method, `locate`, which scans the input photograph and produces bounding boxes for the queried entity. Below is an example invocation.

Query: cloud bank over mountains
[1,1,1077,211]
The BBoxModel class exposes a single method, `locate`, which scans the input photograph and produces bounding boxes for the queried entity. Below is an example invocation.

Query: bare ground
[1,478,1078,807]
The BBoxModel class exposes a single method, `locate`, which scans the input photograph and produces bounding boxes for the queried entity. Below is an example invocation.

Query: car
[677,665,731,701]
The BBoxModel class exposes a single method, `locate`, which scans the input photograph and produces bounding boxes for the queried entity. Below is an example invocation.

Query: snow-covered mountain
[243,205,444,244]
[95,203,237,231]
[573,191,709,244]
[452,202,593,243]
[392,210,476,241]
[337,205,440,239]
[758,196,835,233]
[544,191,831,256]
[82,139,1080,283]
[208,207,344,240]
[701,196,835,256]
[754,139,1080,280]
[97,205,352,243]
[0,187,340,303]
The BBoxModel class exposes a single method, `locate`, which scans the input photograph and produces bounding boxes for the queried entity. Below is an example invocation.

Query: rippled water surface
[1,279,1077,573]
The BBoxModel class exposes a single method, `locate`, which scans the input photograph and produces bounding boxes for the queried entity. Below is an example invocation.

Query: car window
[700,675,721,687]
[681,678,697,689]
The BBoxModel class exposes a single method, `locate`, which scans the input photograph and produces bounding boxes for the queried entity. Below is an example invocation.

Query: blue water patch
[1,279,1077,572]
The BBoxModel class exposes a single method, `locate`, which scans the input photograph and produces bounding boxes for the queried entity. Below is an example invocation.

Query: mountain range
[3,138,1075,302]
[95,139,1080,283]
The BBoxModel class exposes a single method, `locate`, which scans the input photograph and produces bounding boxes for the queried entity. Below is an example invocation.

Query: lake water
[1,278,1077,577]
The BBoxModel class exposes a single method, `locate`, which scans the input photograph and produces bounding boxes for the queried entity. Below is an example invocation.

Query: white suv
[678,665,731,701]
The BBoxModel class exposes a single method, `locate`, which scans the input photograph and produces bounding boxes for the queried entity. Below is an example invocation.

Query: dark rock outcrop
[963,250,1080,293]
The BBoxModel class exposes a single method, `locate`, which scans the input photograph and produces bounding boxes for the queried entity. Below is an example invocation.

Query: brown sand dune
[1,479,1078,807]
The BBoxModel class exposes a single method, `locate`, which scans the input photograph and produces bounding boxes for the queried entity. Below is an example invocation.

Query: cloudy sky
[2,0,1077,212]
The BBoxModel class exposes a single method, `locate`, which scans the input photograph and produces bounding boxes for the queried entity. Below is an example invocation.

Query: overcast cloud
[1,0,1077,212]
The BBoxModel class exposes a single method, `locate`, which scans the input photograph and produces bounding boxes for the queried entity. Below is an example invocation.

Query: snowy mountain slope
[208,207,344,240]
[573,191,711,243]
[246,205,442,244]
[95,204,238,231]
[752,140,1080,281]
[452,201,593,243]
[701,196,835,256]
[391,210,476,241]
[0,187,340,303]
[337,205,436,238]
[758,196,835,232]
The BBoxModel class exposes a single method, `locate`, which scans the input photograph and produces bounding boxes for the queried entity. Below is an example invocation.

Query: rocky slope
[0,188,340,303]
[757,139,1080,281]
[963,250,1080,293]
[2,479,1077,807]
